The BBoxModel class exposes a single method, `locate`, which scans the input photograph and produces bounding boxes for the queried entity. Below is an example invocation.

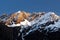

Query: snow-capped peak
[0,11,60,40]
[17,11,21,13]
[0,11,60,29]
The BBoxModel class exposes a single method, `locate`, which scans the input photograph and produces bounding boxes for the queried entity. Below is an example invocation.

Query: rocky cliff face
[0,11,60,40]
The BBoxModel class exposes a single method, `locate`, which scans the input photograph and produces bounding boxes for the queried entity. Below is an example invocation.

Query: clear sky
[0,0,60,15]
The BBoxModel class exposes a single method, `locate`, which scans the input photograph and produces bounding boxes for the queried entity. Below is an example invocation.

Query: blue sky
[0,0,60,15]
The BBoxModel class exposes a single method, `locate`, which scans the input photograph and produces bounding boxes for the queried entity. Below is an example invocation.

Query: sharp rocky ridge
[0,11,60,40]
[0,11,60,32]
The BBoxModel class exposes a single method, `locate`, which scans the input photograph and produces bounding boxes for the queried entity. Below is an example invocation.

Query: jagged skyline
[0,0,60,15]
[0,10,60,40]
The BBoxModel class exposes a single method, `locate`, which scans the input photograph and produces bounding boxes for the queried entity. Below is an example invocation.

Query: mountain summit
[0,11,60,40]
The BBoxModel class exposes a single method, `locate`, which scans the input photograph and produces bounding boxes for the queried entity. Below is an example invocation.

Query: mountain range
[0,11,60,40]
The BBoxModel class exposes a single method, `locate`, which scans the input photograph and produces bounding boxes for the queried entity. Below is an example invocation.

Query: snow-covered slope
[0,11,60,40]
[0,11,60,32]
[21,12,60,36]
